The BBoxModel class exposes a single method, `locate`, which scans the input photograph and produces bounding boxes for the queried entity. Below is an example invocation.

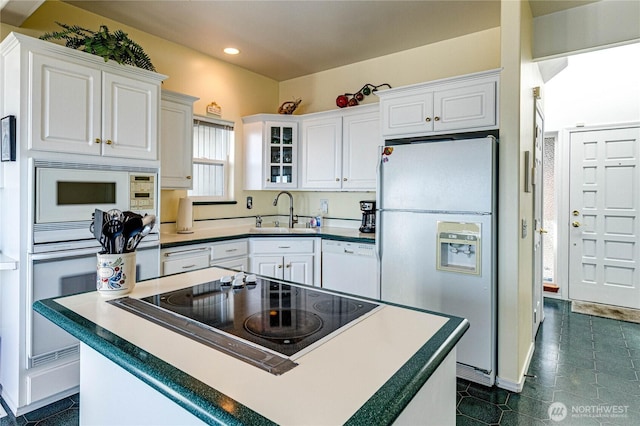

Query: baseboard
[495,375,524,392]
[495,341,535,393]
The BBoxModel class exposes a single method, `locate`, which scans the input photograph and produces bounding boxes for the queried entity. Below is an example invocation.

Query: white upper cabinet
[300,104,380,191]
[243,115,299,190]
[160,90,198,189]
[29,53,102,156]
[300,115,342,189]
[378,69,499,139]
[3,33,166,162]
[341,107,382,190]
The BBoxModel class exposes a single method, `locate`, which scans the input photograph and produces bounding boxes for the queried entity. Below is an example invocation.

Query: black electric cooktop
[108,273,379,375]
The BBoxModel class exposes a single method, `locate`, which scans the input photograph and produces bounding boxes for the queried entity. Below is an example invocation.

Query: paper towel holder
[176,197,194,234]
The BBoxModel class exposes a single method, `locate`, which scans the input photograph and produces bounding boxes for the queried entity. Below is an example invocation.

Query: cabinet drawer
[251,238,315,254]
[162,254,210,275]
[212,240,248,260]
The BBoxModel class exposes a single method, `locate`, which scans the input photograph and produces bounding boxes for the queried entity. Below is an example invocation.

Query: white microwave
[36,166,157,224]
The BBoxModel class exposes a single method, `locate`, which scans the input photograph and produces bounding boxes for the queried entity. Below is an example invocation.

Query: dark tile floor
[1,298,638,425]
[457,298,640,425]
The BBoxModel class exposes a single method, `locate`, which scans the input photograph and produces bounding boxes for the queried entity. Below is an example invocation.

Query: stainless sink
[249,227,318,234]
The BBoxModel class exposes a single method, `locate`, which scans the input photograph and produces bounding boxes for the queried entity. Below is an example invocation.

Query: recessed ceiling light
[224,47,240,55]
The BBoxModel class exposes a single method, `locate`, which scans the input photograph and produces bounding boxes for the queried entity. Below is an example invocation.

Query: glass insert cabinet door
[266,121,297,188]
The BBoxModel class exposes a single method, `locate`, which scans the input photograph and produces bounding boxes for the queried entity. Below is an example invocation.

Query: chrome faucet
[273,191,298,228]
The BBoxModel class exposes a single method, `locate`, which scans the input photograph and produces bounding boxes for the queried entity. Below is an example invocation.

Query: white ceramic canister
[96,252,136,296]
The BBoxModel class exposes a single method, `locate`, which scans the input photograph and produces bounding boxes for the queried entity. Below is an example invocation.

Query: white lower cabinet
[211,239,249,272]
[162,239,250,276]
[161,243,211,275]
[249,238,320,285]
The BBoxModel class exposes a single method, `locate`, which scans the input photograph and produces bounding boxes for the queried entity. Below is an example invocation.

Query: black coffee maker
[359,200,376,233]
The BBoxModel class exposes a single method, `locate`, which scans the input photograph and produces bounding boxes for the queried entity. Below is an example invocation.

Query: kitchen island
[34,267,468,425]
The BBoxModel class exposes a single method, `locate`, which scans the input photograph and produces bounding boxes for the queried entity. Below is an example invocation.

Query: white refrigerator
[378,137,497,386]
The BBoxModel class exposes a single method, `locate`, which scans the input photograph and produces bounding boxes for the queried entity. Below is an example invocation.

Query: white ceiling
[2,0,598,81]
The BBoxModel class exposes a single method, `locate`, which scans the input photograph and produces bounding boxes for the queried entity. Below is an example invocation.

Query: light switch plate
[320,199,328,214]
[246,196,253,209]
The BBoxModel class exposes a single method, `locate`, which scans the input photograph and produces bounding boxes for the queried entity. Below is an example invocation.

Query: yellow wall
[279,27,501,114]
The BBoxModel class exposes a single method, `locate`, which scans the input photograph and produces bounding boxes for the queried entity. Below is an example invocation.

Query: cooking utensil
[130,215,155,251]
[123,216,144,252]
[106,209,124,222]
[102,219,124,254]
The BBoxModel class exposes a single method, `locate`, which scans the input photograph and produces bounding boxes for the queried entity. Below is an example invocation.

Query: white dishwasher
[321,240,379,299]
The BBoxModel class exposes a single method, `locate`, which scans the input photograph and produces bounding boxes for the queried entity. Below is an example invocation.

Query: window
[188,115,235,201]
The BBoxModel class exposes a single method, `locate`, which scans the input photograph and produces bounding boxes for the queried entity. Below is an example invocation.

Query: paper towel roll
[176,197,194,234]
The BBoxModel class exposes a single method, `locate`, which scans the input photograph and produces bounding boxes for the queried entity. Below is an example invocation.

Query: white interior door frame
[557,122,640,304]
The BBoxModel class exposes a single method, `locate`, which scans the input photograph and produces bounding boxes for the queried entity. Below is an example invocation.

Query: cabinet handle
[278,264,283,269]
[225,249,238,252]
[335,178,339,181]
[186,176,192,180]
[182,264,196,269]
[164,247,210,257]
[343,177,347,181]
[425,117,431,122]
[277,246,291,249]
[95,138,102,144]
[106,139,113,145]
[434,117,440,121]
[286,263,291,268]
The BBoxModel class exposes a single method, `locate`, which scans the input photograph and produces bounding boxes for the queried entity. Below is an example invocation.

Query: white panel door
[160,97,194,189]
[251,256,284,279]
[103,72,158,160]
[381,92,434,137]
[30,52,101,155]
[300,116,341,189]
[285,255,314,285]
[433,81,496,132]
[342,110,381,190]
[569,126,640,309]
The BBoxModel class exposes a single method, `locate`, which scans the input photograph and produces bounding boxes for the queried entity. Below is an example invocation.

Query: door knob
[572,221,581,228]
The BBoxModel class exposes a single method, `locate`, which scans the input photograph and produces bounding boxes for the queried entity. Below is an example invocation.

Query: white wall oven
[33,161,158,247]
[29,161,161,368]
[29,244,159,367]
